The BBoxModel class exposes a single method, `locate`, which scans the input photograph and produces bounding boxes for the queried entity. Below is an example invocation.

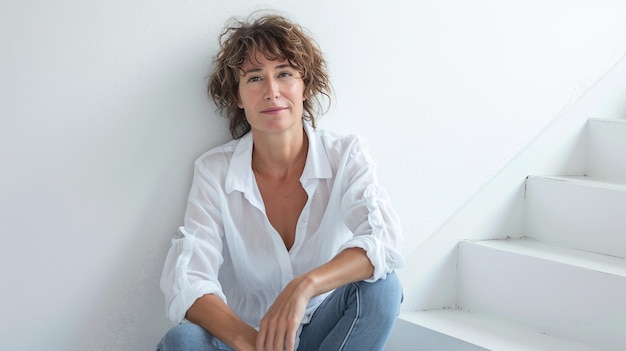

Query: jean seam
[338,282,360,351]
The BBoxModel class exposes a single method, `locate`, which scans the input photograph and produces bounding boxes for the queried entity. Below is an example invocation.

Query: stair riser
[587,119,626,181]
[458,241,626,350]
[525,177,626,258]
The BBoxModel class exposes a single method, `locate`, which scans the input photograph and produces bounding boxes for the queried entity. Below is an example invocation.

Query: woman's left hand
[256,248,373,351]
[256,275,314,351]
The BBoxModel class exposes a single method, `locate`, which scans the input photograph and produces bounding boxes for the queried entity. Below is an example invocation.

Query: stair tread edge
[527,175,626,189]
[398,309,596,351]
[460,238,626,277]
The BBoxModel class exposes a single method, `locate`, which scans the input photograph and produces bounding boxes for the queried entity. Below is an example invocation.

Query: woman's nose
[264,78,280,100]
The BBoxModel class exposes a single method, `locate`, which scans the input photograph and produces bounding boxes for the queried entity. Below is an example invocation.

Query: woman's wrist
[231,331,257,351]
[297,271,322,299]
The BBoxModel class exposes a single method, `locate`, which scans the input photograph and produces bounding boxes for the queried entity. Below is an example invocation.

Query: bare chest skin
[254,172,308,251]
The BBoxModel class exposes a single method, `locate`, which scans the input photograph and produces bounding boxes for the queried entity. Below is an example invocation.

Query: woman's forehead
[241,50,292,71]
[245,50,285,64]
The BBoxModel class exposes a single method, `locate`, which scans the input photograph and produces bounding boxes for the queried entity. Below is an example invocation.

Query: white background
[2,1,626,349]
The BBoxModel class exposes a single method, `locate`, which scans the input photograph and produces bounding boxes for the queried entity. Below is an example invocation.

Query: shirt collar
[225,122,332,195]
[302,122,333,181]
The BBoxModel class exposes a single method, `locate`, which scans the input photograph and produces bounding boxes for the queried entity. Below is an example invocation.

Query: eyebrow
[242,63,295,76]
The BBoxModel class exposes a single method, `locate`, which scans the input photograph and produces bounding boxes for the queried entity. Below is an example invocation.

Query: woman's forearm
[186,294,258,351]
[302,247,374,298]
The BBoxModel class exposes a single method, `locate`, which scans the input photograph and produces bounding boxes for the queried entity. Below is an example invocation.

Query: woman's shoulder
[193,137,242,171]
[314,127,369,153]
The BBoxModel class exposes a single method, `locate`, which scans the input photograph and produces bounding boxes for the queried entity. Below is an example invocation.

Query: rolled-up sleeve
[338,137,405,282]
[160,162,227,324]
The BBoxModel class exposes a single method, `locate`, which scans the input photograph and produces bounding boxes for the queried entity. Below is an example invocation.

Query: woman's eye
[248,76,261,82]
[278,72,293,78]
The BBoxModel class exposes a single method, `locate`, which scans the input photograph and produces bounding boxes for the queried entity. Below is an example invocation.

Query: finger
[264,319,279,351]
[284,318,298,351]
[273,319,287,351]
[256,319,269,351]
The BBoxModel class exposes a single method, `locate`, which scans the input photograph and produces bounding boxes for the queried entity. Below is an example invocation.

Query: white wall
[2,1,626,349]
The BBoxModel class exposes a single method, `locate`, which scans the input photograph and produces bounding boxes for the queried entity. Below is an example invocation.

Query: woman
[157,13,404,351]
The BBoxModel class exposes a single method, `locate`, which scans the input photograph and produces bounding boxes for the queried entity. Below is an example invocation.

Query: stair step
[587,118,626,182]
[457,238,626,350]
[524,175,626,258]
[390,309,595,351]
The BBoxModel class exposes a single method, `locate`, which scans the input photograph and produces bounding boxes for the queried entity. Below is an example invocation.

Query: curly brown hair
[208,13,332,139]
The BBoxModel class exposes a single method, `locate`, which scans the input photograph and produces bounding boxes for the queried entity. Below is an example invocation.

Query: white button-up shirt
[160,122,405,332]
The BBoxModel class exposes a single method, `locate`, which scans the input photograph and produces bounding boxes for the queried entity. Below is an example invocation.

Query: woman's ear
[237,91,244,109]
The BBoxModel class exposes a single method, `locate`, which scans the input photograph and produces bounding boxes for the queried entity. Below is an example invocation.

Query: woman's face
[237,51,306,136]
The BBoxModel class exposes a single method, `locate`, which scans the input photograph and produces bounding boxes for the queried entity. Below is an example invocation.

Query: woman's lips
[261,107,287,114]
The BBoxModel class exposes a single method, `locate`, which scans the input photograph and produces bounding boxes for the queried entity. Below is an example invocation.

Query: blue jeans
[157,271,402,351]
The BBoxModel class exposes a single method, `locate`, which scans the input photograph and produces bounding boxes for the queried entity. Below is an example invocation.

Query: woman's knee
[357,271,403,319]
[157,323,213,351]
[360,271,402,296]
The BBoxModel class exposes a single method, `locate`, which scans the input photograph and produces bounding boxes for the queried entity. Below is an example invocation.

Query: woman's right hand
[256,275,314,351]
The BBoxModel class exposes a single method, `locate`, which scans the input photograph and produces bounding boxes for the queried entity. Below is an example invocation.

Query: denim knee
[355,271,403,321]
[157,323,212,351]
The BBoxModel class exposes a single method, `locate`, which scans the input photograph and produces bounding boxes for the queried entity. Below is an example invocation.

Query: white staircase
[387,118,626,350]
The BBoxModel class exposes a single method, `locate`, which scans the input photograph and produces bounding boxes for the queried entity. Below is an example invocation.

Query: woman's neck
[252,127,308,180]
